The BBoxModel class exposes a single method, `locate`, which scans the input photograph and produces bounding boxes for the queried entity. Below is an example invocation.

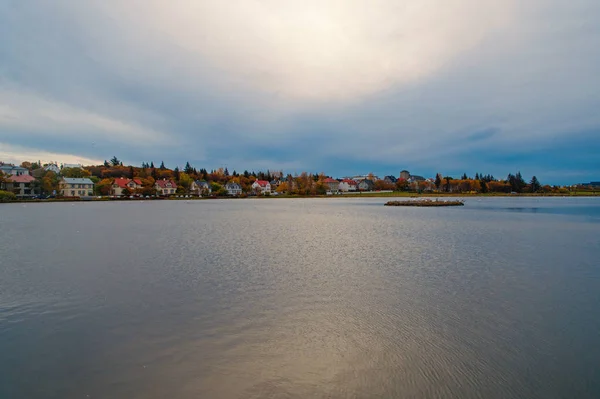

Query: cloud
[0,0,599,184]
[0,88,167,144]
[0,143,102,166]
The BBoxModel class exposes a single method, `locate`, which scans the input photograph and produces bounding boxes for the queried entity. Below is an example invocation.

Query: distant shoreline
[2,191,599,204]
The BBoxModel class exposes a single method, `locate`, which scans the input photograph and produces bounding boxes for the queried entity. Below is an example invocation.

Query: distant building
[60,177,94,197]
[358,179,374,191]
[154,179,177,196]
[252,180,271,194]
[5,175,38,198]
[44,164,61,174]
[408,175,426,182]
[225,182,242,196]
[400,170,410,180]
[338,179,358,192]
[111,177,143,196]
[191,180,211,196]
[384,175,398,184]
[0,164,29,176]
[323,177,339,192]
[62,163,83,170]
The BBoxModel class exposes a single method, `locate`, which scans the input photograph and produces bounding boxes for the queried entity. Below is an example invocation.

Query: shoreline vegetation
[385,199,464,207]
[1,191,599,204]
[1,158,599,203]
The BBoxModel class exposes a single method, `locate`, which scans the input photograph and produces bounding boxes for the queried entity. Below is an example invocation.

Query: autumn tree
[96,178,113,196]
[62,167,91,178]
[178,172,193,191]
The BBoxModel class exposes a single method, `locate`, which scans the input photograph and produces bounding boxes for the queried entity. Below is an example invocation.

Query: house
[60,177,94,197]
[323,178,339,192]
[111,177,143,196]
[155,179,177,196]
[400,170,411,180]
[338,179,358,192]
[252,180,271,194]
[5,174,38,198]
[43,163,61,174]
[384,175,398,184]
[358,179,374,191]
[191,180,212,196]
[0,163,29,176]
[408,175,426,183]
[225,182,242,196]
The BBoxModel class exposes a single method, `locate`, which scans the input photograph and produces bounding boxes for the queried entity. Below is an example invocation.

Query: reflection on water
[1,197,600,398]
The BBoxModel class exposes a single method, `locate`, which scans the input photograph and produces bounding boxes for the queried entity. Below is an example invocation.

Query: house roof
[194,180,209,186]
[341,179,357,185]
[155,179,176,188]
[226,182,241,188]
[63,178,94,185]
[7,174,35,183]
[0,165,28,172]
[254,180,270,187]
[323,178,338,183]
[114,177,142,188]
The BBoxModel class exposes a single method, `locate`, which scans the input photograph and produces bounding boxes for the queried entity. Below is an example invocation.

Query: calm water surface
[1,197,599,398]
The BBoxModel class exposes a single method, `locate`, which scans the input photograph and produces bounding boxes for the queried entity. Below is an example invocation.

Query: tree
[174,166,180,181]
[444,176,453,192]
[479,179,488,193]
[122,187,131,197]
[110,156,120,167]
[104,160,110,167]
[151,167,158,180]
[435,174,442,190]
[178,172,193,191]
[150,161,155,168]
[160,161,166,170]
[129,166,135,179]
[461,173,468,180]
[61,167,91,178]
[96,178,113,196]
[530,176,541,193]
[184,162,193,174]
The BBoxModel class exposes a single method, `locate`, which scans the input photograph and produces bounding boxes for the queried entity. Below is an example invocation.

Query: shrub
[0,190,17,202]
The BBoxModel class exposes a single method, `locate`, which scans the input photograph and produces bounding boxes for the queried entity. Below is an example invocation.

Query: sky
[1,0,599,184]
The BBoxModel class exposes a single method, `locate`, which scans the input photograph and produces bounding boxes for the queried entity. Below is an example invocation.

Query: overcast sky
[1,0,599,183]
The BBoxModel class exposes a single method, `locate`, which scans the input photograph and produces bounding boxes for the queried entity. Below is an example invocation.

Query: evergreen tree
[152,167,158,180]
[435,174,442,190]
[479,179,488,193]
[224,167,229,176]
[160,161,166,170]
[129,166,135,179]
[462,173,468,180]
[150,161,155,169]
[444,176,452,192]
[184,162,193,174]
[475,173,480,180]
[530,176,541,192]
[110,156,120,167]
[104,160,110,167]
[244,170,250,178]
[174,166,180,181]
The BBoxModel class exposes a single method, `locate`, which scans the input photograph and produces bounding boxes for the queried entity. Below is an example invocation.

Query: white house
[44,163,61,174]
[111,177,143,196]
[323,178,339,192]
[251,180,271,194]
[338,179,358,192]
[154,179,177,196]
[60,177,94,197]
[225,182,242,196]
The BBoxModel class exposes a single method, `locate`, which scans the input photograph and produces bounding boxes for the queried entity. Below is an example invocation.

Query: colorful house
[154,179,177,196]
